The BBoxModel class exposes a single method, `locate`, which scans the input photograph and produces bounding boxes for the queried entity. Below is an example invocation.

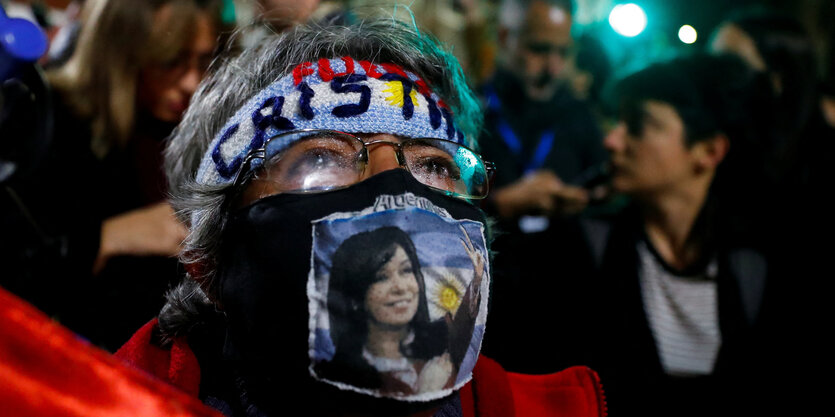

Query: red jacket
[116,319,606,417]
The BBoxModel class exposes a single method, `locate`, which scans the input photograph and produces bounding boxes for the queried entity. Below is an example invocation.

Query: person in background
[113,19,605,416]
[480,0,605,222]
[710,10,823,193]
[711,11,834,409]
[567,32,612,120]
[0,0,222,350]
[478,0,608,373]
[590,54,775,416]
[236,0,325,49]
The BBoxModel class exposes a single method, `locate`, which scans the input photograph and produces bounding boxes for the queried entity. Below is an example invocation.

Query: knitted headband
[196,56,466,186]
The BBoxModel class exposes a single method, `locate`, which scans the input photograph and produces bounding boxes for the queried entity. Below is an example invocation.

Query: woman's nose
[365,137,404,176]
[389,276,408,293]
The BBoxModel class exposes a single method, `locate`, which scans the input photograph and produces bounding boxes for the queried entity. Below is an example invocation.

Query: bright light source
[609,4,647,37]
[678,25,697,44]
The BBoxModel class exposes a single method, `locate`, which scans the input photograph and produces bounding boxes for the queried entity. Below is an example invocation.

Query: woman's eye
[308,149,339,166]
[274,147,355,186]
[295,148,348,170]
[412,156,461,180]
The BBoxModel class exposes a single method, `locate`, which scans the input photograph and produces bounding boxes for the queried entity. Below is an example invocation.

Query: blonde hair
[49,0,220,157]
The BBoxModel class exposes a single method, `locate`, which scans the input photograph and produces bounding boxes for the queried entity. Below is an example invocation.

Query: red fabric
[0,287,222,417]
[461,356,606,417]
[506,368,607,417]
[116,320,606,417]
[115,319,202,397]
[460,355,516,417]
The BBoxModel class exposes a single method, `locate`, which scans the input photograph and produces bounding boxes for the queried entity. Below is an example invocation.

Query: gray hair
[165,19,482,295]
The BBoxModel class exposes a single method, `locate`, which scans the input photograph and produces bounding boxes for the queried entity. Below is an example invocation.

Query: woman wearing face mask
[113,19,604,417]
[1,0,222,350]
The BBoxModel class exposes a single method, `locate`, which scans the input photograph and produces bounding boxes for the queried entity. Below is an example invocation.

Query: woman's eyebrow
[354,133,408,143]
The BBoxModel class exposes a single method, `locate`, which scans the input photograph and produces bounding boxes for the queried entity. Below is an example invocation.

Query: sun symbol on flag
[383,81,419,108]
[425,269,467,318]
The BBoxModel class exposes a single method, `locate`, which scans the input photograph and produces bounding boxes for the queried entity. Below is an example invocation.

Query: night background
[571,0,835,78]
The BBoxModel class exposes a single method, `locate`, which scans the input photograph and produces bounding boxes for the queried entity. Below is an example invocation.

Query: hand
[492,170,589,218]
[95,202,188,273]
[417,353,453,393]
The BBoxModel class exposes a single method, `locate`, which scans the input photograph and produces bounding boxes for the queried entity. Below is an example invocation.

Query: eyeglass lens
[245,130,489,199]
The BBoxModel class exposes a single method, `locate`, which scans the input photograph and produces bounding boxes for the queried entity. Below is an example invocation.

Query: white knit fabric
[638,240,720,377]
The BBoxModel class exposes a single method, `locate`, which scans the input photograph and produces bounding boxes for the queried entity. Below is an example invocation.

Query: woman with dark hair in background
[320,226,453,395]
[1,0,222,350]
[710,9,823,188]
[711,12,834,409]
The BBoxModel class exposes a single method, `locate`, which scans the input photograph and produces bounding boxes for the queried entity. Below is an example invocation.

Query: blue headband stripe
[196,57,464,186]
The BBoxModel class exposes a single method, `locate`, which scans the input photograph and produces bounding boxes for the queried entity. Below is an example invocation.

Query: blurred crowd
[2,0,833,415]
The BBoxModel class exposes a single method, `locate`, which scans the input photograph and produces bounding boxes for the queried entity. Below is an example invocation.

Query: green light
[678,25,697,44]
[609,4,647,38]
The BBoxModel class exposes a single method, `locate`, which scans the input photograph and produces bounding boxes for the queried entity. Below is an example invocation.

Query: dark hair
[575,33,612,105]
[614,53,756,147]
[324,227,446,387]
[613,54,762,247]
[725,10,818,138]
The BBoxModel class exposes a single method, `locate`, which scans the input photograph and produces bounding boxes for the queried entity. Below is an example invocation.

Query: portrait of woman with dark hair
[317,225,484,396]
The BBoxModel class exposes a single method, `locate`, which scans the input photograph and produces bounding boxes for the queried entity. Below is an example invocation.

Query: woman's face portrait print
[307,192,490,400]
[365,245,420,327]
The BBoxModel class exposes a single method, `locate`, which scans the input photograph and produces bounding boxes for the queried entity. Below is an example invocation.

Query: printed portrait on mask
[307,192,489,401]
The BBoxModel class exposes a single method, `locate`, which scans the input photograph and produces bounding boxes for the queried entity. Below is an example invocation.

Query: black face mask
[216,169,491,403]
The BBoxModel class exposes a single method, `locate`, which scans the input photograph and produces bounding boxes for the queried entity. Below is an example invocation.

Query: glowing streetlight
[678,25,697,44]
[609,3,647,38]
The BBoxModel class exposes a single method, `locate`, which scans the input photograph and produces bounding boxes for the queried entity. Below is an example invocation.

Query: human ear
[693,134,730,171]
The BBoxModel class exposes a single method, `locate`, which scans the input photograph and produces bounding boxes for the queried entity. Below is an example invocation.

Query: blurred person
[589,54,774,416]
[479,0,606,226]
[477,0,607,372]
[711,11,834,408]
[113,19,606,416]
[255,0,320,31]
[568,32,612,117]
[43,0,84,68]
[0,0,222,350]
[237,0,337,50]
[710,9,826,190]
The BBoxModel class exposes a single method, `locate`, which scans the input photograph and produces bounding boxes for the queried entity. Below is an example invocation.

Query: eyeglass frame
[230,129,496,202]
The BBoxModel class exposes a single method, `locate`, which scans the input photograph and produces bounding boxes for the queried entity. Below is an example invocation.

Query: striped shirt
[638,240,720,377]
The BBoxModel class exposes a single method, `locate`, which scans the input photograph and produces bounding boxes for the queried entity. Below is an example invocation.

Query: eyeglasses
[232,129,495,203]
